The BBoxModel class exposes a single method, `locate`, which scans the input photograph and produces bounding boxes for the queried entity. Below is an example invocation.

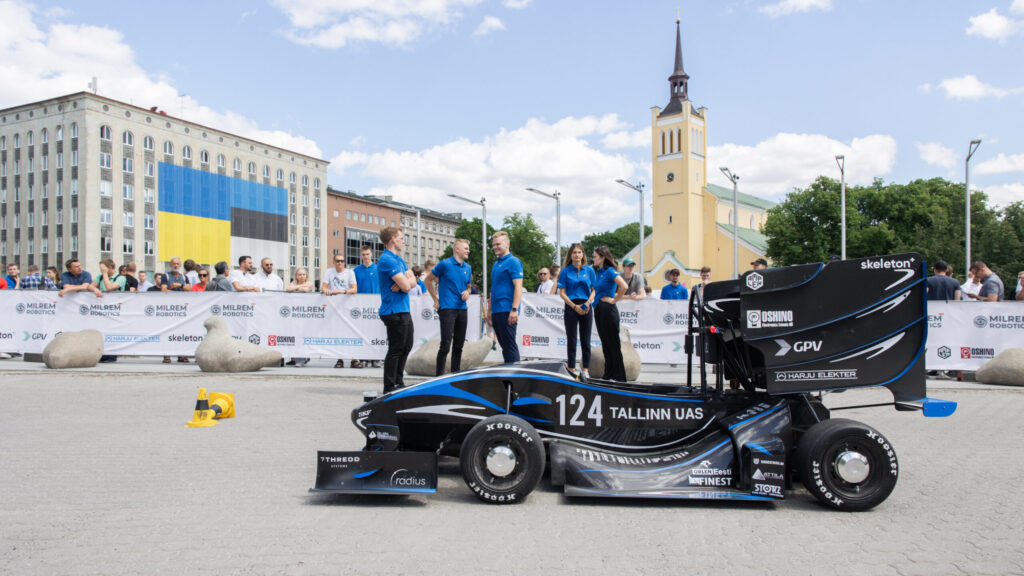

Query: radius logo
[746,272,764,291]
[390,468,427,488]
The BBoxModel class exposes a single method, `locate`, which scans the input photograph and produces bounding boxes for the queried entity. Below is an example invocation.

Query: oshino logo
[144,305,155,317]
[746,310,762,328]
[210,304,222,316]
[279,306,291,318]
[421,308,434,321]
[15,303,25,314]
[349,308,361,320]
[78,305,90,316]
[746,272,764,291]
[662,313,675,326]
[248,334,261,345]
[973,315,988,329]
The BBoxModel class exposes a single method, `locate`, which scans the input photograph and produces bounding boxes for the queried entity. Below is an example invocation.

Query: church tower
[649,18,708,278]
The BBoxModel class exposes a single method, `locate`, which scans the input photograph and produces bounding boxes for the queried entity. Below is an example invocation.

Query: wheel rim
[835,450,870,484]
[485,445,517,477]
[472,439,526,491]
[823,437,884,501]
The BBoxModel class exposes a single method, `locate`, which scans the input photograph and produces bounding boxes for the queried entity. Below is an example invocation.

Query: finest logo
[746,272,764,291]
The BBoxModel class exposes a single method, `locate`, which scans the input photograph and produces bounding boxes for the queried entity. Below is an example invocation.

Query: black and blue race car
[314,253,955,510]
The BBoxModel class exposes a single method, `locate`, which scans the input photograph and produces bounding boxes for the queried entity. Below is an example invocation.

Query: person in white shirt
[138,271,154,292]
[322,255,357,295]
[229,255,260,292]
[536,268,554,294]
[961,268,981,301]
[184,259,200,286]
[254,258,284,291]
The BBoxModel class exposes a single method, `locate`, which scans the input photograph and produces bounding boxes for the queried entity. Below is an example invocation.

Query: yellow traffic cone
[186,387,218,428]
[208,392,235,419]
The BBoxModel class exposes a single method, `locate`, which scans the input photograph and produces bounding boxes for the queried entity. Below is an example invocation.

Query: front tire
[795,418,898,511]
[460,415,545,504]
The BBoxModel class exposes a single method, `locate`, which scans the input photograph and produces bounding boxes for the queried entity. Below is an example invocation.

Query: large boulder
[589,327,642,381]
[42,330,104,369]
[195,316,282,372]
[976,348,1024,387]
[405,337,494,376]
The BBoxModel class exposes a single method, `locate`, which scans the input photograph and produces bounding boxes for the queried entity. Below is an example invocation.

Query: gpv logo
[774,339,823,356]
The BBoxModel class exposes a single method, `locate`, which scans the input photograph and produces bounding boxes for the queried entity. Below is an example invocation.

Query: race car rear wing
[696,253,934,407]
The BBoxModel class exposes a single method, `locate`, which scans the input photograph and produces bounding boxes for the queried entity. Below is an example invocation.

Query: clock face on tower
[666,172,675,182]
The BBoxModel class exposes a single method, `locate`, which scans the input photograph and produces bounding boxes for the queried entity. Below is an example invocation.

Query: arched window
[70,122,78,138]
[99,125,111,140]
[275,168,283,181]
[163,141,174,156]
[660,131,665,155]
[27,131,33,145]
[289,172,296,184]
[676,128,682,152]
[182,145,192,160]
[302,175,309,186]
[248,161,256,175]
[199,150,209,164]
[313,177,320,189]
[0,136,5,150]
[122,131,134,146]
[13,134,20,148]
[217,154,225,168]
[41,128,48,143]
[233,158,241,171]
[263,165,270,178]
[143,135,154,150]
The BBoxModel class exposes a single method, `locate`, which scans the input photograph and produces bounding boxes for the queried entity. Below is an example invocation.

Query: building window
[145,241,155,256]
[42,183,48,198]
[144,188,154,203]
[100,209,112,224]
[123,184,134,200]
[11,134,17,148]
[263,165,270,178]
[200,150,209,164]
[248,161,256,175]
[28,212,34,227]
[314,196,320,209]
[100,181,112,196]
[71,150,78,166]
[314,257,320,269]
[163,141,173,156]
[346,210,351,219]
[302,214,309,226]
[0,135,4,150]
[100,153,112,169]
[302,194,308,207]
[290,254,296,266]
[123,238,134,254]
[57,237,63,252]
[313,178,321,189]
[42,156,48,171]
[314,216,320,229]
[41,128,48,143]
[71,236,78,251]
[101,237,112,252]
[123,212,134,227]
[143,135,154,150]
[144,214,154,229]
[302,175,309,187]
[41,238,48,254]
[217,154,226,168]
[303,256,309,267]
[56,126,63,141]
[122,157,133,173]
[750,215,756,229]
[57,152,63,168]
[145,162,154,177]
[182,145,192,160]
[289,172,296,184]
[71,180,78,195]
[57,209,63,224]
[233,158,241,171]
[123,131,134,146]
[290,233,296,246]
[314,237,321,249]
[276,168,283,181]
[100,125,111,141]
[302,235,308,247]
[71,123,78,138]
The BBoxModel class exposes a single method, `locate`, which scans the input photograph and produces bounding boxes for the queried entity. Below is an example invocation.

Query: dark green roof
[716,223,768,253]
[705,183,775,211]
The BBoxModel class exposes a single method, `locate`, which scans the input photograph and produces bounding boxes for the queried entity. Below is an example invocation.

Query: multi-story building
[326,187,461,273]
[0,92,328,282]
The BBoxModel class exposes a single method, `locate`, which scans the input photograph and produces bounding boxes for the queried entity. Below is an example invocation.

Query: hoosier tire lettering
[459,415,545,505]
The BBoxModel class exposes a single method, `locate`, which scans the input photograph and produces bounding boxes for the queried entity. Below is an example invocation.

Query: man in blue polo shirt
[353,245,381,368]
[377,228,417,393]
[488,230,524,363]
[425,238,473,376]
[58,258,103,298]
[660,268,688,300]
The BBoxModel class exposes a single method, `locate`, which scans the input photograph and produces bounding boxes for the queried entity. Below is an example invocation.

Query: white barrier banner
[926,301,1024,370]
[0,292,482,359]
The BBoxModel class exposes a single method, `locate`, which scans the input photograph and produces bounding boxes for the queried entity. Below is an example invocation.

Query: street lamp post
[525,187,561,265]
[448,194,488,305]
[615,179,645,286]
[965,139,982,278]
[719,168,740,279]
[835,155,846,260]
[416,209,422,267]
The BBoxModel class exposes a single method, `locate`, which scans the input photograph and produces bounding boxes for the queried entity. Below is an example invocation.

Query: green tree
[581,222,653,262]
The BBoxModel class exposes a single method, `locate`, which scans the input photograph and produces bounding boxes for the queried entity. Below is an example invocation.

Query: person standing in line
[4,263,20,289]
[19,265,56,290]
[377,227,417,393]
[536,268,555,294]
[230,256,261,293]
[46,267,61,290]
[94,258,125,363]
[620,258,645,300]
[592,246,628,382]
[751,258,768,271]
[59,259,102,298]
[322,255,360,368]
[286,267,315,368]
[354,245,381,368]
[254,258,284,292]
[488,231,524,364]
[121,263,139,292]
[548,264,561,294]
[961,269,980,300]
[191,269,211,291]
[558,244,596,379]
[1015,271,1024,301]
[205,262,234,292]
[967,261,1005,302]
[425,238,472,376]
[926,260,962,301]
[162,257,190,292]
[660,268,688,300]
[408,266,424,296]
[184,259,200,286]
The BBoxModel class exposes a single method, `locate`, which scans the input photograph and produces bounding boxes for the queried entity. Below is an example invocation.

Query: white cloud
[0,0,321,157]
[917,142,957,168]
[976,152,1024,175]
[503,0,532,8]
[271,0,483,48]
[937,75,1015,100]
[759,0,832,18]
[966,8,1023,42]
[602,127,650,150]
[1014,0,1024,14]
[983,181,1024,207]
[707,133,897,198]
[329,114,644,241]
[472,15,505,37]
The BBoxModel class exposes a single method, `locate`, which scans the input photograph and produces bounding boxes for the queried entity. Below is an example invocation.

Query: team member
[557,244,596,378]
[354,246,381,368]
[660,268,688,300]
[425,238,473,376]
[592,246,628,382]
[377,227,417,393]
[488,231,524,363]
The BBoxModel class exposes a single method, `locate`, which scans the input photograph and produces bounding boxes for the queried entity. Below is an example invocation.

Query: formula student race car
[313,253,956,511]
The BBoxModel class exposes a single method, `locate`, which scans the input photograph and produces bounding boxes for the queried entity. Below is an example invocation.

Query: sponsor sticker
[746,272,764,291]
[15,302,57,315]
[746,309,793,329]
[775,369,857,382]
[937,346,951,360]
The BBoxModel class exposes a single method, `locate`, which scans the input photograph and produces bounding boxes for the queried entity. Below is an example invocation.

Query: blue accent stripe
[353,468,380,479]
[728,403,786,431]
[747,278,925,342]
[365,487,436,494]
[577,439,731,474]
[512,397,551,406]
[746,442,774,456]
[384,381,505,412]
[570,487,775,501]
[511,413,552,424]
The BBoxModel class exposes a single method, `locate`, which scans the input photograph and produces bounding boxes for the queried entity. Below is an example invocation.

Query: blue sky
[1,0,1021,243]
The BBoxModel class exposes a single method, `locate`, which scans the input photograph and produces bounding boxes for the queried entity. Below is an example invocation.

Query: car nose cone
[486,445,517,477]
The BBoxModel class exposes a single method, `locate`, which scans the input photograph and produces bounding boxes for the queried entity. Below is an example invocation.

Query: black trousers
[437,308,468,376]
[563,299,593,370]
[381,312,414,393]
[492,311,520,363]
[594,301,626,382]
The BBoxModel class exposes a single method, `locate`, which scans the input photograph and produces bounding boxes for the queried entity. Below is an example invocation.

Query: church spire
[659,18,690,118]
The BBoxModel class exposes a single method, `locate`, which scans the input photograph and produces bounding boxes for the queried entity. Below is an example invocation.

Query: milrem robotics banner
[926,301,1024,371]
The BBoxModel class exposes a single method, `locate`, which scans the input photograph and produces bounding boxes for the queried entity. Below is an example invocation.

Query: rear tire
[460,415,545,504]
[795,418,898,511]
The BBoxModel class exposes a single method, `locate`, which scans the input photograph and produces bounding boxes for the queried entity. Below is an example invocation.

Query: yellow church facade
[625,21,773,291]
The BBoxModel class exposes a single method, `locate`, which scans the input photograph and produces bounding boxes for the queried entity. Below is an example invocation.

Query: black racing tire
[459,415,545,504]
[795,418,898,512]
